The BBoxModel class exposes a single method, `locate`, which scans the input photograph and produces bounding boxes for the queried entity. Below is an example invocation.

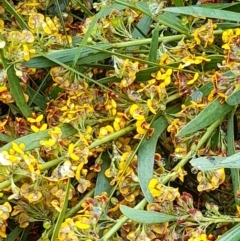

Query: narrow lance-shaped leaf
[24,43,112,68]
[190,152,240,170]
[0,124,77,152]
[177,98,233,137]
[164,6,240,22]
[227,109,240,206]
[132,15,152,38]
[120,205,177,224]
[226,89,240,106]
[149,25,160,63]
[216,224,240,241]
[1,0,29,29]
[190,156,227,171]
[7,67,31,117]
[0,50,31,118]
[94,152,112,197]
[5,226,23,241]
[138,116,168,203]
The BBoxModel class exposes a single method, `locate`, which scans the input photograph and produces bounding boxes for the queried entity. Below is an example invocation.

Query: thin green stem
[65,188,95,218]
[89,124,136,149]
[101,198,147,241]
[112,34,186,48]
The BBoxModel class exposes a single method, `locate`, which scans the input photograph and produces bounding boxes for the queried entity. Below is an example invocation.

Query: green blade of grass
[20,223,34,241]
[165,6,240,22]
[73,0,94,17]
[149,25,160,63]
[51,178,71,241]
[53,0,71,47]
[6,226,23,241]
[1,0,29,30]
[47,0,69,14]
[26,86,47,109]
[138,116,168,203]
[0,50,31,118]
[132,15,152,38]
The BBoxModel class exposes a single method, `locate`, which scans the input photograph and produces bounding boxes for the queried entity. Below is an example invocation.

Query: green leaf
[26,86,47,109]
[226,89,240,106]
[185,81,213,105]
[149,25,160,63]
[47,0,69,14]
[0,124,77,152]
[177,98,233,137]
[227,109,240,206]
[217,224,240,241]
[51,178,71,241]
[1,0,29,29]
[190,156,226,171]
[72,0,94,17]
[0,50,31,118]
[198,2,237,9]
[20,224,33,241]
[203,55,224,71]
[6,66,31,117]
[120,205,177,224]
[164,6,240,22]
[23,43,112,68]
[0,133,13,143]
[94,152,111,197]
[138,116,168,203]
[217,23,240,30]
[76,53,112,65]
[6,226,23,241]
[220,2,240,12]
[132,15,152,38]
[190,152,240,170]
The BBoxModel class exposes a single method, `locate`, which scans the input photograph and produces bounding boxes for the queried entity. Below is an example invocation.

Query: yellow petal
[75,221,90,230]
